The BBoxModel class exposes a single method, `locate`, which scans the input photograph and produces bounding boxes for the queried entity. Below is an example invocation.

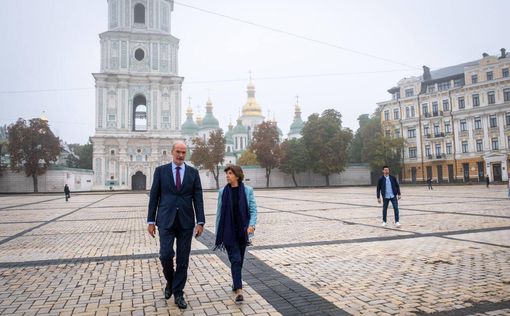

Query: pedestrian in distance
[376,166,401,227]
[215,165,257,302]
[64,184,70,202]
[147,141,205,309]
[486,175,490,188]
[427,177,433,190]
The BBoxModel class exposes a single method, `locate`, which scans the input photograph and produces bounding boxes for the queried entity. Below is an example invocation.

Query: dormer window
[134,3,145,24]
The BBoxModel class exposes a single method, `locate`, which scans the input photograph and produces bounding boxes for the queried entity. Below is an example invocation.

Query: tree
[250,121,280,188]
[190,130,226,189]
[279,138,308,187]
[360,111,405,174]
[237,149,257,166]
[301,109,353,186]
[349,114,370,163]
[0,125,7,176]
[67,138,93,169]
[7,118,62,192]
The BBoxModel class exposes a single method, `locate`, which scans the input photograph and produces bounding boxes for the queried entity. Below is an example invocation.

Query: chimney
[500,48,506,59]
[423,65,431,81]
[482,52,489,58]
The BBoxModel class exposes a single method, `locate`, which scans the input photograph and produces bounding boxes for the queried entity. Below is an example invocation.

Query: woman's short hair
[224,165,244,182]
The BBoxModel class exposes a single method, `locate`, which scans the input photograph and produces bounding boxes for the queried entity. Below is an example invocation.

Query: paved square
[0,185,509,315]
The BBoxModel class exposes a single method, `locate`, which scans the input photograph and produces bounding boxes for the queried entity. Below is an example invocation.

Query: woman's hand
[247,226,255,234]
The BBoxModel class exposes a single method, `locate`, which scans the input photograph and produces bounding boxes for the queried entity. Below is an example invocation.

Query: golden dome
[242,81,263,117]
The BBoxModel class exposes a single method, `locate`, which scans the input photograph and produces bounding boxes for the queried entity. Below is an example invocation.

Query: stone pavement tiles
[0,185,509,315]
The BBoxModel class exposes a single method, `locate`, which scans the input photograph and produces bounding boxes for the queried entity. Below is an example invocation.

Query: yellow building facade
[378,49,510,183]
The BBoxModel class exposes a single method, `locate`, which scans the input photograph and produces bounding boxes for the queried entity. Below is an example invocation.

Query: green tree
[301,109,353,186]
[349,114,370,163]
[7,118,62,192]
[237,149,257,166]
[190,129,226,189]
[279,138,308,187]
[0,125,7,176]
[361,112,405,174]
[250,121,280,188]
[67,139,93,169]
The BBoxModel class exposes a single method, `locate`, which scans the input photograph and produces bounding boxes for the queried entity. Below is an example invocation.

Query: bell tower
[92,0,183,190]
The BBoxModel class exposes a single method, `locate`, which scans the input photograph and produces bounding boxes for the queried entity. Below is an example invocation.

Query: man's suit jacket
[376,175,401,199]
[148,163,205,230]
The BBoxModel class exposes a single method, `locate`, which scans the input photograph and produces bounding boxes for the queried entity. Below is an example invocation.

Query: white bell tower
[92,0,183,190]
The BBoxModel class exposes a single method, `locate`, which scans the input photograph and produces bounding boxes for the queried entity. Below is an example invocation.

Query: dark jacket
[376,175,401,199]
[147,163,205,230]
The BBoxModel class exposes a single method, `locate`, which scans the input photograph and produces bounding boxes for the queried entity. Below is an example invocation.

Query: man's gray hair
[172,141,187,151]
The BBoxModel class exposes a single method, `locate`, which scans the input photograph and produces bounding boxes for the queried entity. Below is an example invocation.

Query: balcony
[433,132,445,138]
[426,154,433,159]
[435,153,447,160]
[424,112,431,118]
[425,133,432,139]
[473,128,484,136]
[432,111,444,117]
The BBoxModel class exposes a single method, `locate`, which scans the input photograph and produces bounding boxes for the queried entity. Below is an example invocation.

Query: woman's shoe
[234,289,244,302]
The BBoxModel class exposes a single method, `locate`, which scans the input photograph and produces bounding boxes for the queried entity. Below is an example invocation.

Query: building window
[438,81,450,91]
[163,150,167,155]
[110,149,115,155]
[506,112,510,125]
[444,121,451,133]
[134,3,145,24]
[405,88,414,97]
[504,89,510,102]
[135,48,145,61]
[433,124,440,135]
[446,143,452,155]
[472,94,480,107]
[458,97,465,109]
[462,141,468,153]
[432,102,439,116]
[471,74,478,84]
[454,79,463,87]
[108,114,116,121]
[424,125,430,136]
[392,91,400,100]
[405,107,410,118]
[393,108,400,120]
[442,99,449,112]
[508,136,510,148]
[425,145,431,157]
[385,130,391,137]
[503,68,509,78]
[427,84,436,93]
[411,106,416,117]
[407,128,416,138]
[395,129,400,138]
[409,147,417,158]
[474,117,482,129]
[491,138,499,150]
[384,110,389,121]
[489,115,497,128]
[460,119,467,131]
[476,140,483,152]
[486,71,493,81]
[488,91,495,104]
[435,144,441,156]
[422,104,428,115]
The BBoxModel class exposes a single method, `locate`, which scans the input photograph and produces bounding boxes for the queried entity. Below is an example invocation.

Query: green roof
[201,113,220,128]
[289,118,305,134]
[181,117,199,135]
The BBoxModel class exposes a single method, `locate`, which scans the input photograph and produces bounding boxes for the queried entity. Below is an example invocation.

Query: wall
[198,164,371,190]
[0,168,94,193]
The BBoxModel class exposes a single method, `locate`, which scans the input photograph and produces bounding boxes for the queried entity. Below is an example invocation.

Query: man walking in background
[147,141,205,309]
[376,166,401,227]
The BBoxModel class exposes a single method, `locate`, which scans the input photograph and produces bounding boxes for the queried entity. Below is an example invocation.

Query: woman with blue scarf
[215,165,257,302]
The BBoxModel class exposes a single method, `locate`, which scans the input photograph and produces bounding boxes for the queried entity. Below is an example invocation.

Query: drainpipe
[448,90,458,183]
[398,99,405,182]
[417,93,425,183]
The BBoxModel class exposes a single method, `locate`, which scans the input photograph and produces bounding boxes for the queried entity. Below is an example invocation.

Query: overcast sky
[0,0,508,144]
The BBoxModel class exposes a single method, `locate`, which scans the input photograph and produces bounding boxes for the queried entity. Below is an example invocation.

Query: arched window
[134,3,145,24]
[133,95,147,131]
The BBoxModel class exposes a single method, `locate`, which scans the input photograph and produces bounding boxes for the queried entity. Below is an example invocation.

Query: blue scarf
[215,183,249,250]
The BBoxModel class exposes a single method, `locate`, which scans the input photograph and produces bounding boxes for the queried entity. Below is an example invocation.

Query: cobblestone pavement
[0,185,509,315]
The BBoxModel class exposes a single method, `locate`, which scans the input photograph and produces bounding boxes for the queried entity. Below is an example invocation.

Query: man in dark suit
[376,165,401,227]
[147,141,205,309]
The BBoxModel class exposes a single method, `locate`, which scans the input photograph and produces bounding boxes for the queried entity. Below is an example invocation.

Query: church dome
[289,103,305,134]
[224,122,234,144]
[232,118,248,135]
[181,106,199,135]
[200,98,220,128]
[241,81,263,117]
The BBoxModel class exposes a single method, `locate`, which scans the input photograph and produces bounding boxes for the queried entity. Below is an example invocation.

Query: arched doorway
[132,171,146,190]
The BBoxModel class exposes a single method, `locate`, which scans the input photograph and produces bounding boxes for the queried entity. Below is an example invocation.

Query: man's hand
[247,226,255,235]
[148,224,156,238]
[194,224,204,238]
[377,198,381,204]
[397,195,401,200]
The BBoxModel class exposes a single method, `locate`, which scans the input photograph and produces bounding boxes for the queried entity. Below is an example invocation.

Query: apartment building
[378,49,510,183]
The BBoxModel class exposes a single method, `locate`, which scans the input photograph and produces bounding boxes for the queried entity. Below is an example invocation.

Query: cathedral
[92,0,306,190]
